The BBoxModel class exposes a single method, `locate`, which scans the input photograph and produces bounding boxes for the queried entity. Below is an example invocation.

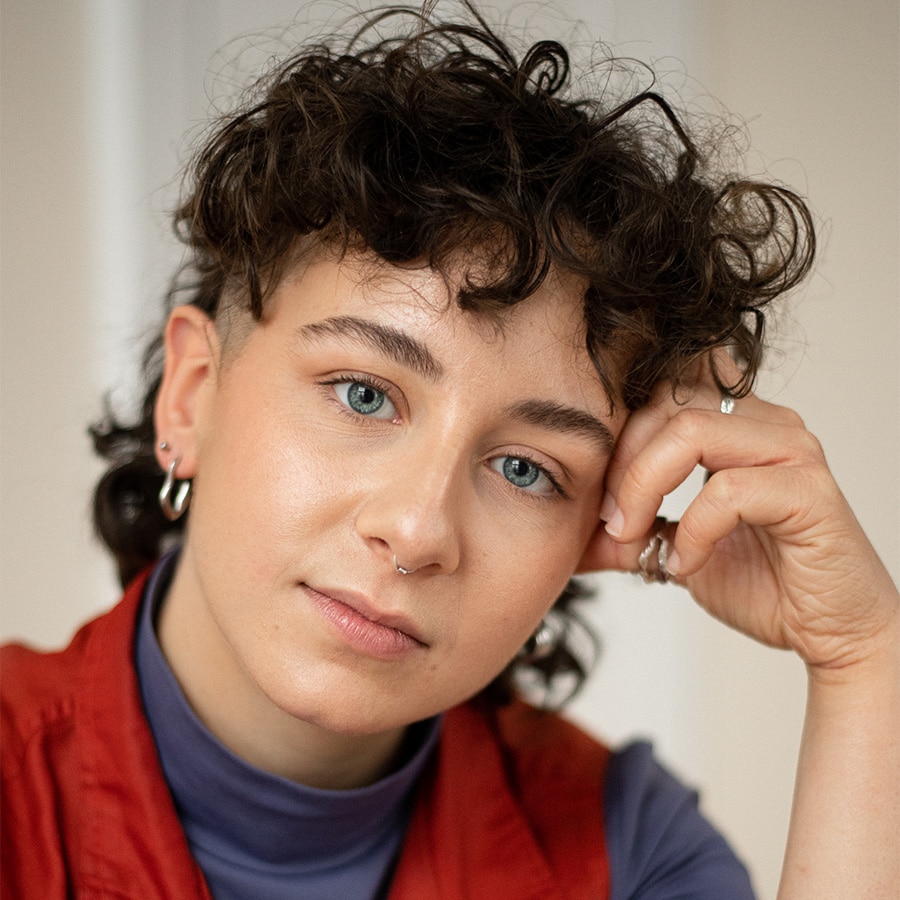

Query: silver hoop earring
[517,612,565,663]
[159,458,191,521]
[393,555,418,576]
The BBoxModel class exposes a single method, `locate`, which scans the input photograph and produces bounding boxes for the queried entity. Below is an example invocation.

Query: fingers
[577,515,676,576]
[603,405,816,545]
[586,353,898,672]
[606,382,799,498]
[670,463,833,576]
[590,357,821,582]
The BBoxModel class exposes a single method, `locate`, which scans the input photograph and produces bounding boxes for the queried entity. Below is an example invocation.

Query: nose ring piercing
[394,555,418,576]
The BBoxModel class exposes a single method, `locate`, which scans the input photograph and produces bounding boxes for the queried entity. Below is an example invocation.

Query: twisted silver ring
[637,531,670,584]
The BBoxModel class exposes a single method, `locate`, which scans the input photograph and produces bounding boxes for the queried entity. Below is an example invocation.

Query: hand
[579,354,899,673]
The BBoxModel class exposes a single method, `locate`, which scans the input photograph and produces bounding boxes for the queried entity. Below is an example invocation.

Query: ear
[153,305,222,479]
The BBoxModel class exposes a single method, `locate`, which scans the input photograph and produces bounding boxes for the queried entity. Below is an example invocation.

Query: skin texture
[155,247,898,894]
[154,248,626,788]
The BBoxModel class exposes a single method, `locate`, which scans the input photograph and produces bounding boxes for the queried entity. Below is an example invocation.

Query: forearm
[778,614,900,899]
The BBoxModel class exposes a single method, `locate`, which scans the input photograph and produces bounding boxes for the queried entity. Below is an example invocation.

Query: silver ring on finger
[637,531,670,584]
[704,393,735,483]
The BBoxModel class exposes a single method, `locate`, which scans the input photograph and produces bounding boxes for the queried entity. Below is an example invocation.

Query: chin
[265,673,429,738]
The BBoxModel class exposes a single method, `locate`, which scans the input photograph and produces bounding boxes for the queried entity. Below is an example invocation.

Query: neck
[156,556,407,790]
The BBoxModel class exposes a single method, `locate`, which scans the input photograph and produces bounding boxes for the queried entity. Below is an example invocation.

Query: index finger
[600,350,761,526]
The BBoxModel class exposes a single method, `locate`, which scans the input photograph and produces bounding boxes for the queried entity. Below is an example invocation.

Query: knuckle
[673,511,704,551]
[791,428,825,465]
[619,459,655,500]
[703,467,744,507]
[769,403,806,430]
[671,406,709,442]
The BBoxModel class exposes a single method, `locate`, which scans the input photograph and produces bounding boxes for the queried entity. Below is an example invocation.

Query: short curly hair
[91,2,814,704]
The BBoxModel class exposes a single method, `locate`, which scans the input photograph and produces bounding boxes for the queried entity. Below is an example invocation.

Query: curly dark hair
[91,2,814,705]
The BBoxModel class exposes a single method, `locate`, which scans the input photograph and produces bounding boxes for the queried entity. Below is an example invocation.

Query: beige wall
[2,1,897,896]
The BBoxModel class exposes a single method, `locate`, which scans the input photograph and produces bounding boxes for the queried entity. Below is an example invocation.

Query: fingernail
[599,492,617,522]
[604,508,624,538]
[666,549,681,577]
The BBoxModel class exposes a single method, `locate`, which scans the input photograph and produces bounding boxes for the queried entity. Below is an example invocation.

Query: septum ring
[394,555,419,576]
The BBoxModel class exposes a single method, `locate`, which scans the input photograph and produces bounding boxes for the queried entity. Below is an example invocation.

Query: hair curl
[91,2,815,705]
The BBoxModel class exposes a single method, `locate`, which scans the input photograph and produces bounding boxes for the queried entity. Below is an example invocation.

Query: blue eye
[491,456,555,494]
[347,382,384,414]
[333,381,397,420]
[503,457,539,487]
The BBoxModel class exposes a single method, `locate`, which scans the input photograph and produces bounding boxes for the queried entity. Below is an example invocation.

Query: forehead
[278,253,621,443]
[273,245,590,353]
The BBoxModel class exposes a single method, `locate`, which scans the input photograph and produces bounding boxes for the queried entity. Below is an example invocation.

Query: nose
[355,434,464,576]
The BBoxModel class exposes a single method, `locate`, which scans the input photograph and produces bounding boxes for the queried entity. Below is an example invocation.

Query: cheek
[440,579,570,705]
[465,539,580,652]
[190,393,352,567]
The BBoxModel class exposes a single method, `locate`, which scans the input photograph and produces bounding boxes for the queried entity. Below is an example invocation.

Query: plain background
[2,1,898,896]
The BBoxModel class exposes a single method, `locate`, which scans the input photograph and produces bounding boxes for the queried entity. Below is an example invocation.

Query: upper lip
[304,584,429,646]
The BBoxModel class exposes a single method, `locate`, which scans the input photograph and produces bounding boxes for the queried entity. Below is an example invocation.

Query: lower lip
[304,586,422,660]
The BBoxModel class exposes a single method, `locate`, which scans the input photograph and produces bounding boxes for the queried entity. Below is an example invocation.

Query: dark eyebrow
[297,315,444,381]
[506,399,615,455]
[298,317,612,450]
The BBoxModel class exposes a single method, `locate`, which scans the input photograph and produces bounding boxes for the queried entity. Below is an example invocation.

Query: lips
[302,584,427,659]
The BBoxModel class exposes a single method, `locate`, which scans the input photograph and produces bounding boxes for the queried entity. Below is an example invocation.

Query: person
[2,3,897,897]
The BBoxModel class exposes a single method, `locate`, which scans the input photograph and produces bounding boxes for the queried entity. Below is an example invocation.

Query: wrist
[805,609,900,692]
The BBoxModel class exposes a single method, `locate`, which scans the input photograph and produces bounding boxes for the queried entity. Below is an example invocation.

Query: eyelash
[317,374,567,500]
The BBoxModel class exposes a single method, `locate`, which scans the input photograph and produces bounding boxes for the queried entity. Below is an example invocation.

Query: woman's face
[160,249,626,739]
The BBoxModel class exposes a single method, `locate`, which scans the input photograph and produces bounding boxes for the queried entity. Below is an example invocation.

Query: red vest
[2,573,610,898]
